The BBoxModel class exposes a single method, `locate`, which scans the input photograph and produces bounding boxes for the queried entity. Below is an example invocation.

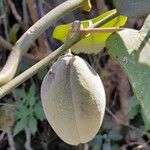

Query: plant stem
[0,36,12,50]
[24,127,33,150]
[106,107,150,137]
[0,35,39,60]
[0,0,85,86]
[0,11,118,99]
[0,23,81,99]
[7,128,16,150]
[0,131,6,141]
[80,27,125,33]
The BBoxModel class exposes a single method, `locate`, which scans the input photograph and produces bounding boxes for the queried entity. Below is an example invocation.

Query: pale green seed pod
[41,53,106,145]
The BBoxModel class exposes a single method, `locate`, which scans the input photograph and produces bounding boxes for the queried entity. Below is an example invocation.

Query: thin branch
[7,0,22,22]
[25,127,33,150]
[0,131,6,142]
[0,35,40,61]
[41,0,53,9]
[0,0,9,41]
[22,0,29,30]
[26,0,38,24]
[106,107,150,137]
[7,128,16,150]
[95,0,107,14]
[120,140,150,150]
[80,27,125,33]
[0,35,12,50]
[0,21,82,99]
[26,0,50,58]
[133,139,150,150]
[0,0,86,86]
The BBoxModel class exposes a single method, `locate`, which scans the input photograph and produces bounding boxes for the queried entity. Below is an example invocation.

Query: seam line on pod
[68,56,81,143]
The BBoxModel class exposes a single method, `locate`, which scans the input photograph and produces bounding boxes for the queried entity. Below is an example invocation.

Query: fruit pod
[41,53,106,145]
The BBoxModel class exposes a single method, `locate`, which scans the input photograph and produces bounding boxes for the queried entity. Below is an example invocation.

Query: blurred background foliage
[0,0,150,149]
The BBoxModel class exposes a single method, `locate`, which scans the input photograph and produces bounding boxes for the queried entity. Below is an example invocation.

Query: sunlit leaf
[114,0,150,17]
[81,0,92,12]
[53,9,127,54]
[106,14,150,122]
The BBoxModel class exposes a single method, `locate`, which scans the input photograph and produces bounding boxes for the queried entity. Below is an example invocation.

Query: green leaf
[15,106,30,120]
[53,9,127,54]
[27,85,37,107]
[81,0,92,12]
[128,96,139,109]
[128,96,140,120]
[106,14,150,122]
[13,117,28,136]
[15,99,30,120]
[34,103,45,121]
[9,23,20,44]
[128,106,139,120]
[37,67,48,80]
[141,111,150,131]
[28,115,37,135]
[114,0,150,17]
[13,89,26,99]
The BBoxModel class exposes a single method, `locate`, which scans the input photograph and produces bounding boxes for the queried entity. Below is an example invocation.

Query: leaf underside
[106,15,150,122]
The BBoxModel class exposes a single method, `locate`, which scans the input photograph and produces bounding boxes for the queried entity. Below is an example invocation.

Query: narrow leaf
[28,85,37,107]
[28,115,37,135]
[13,117,28,136]
[34,103,45,121]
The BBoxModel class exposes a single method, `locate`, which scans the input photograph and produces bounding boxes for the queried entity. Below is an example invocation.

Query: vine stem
[0,0,86,86]
[0,21,81,99]
[0,11,118,99]
[0,35,39,60]
[106,107,150,137]
[80,27,125,33]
